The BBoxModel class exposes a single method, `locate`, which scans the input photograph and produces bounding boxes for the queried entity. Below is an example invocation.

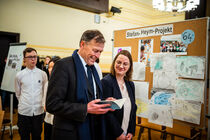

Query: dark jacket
[101,74,137,140]
[46,56,87,138]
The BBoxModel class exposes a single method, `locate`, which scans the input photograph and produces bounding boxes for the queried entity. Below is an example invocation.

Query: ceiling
[103,0,185,26]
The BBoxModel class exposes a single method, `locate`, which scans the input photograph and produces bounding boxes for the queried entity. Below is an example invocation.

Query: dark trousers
[44,122,52,140]
[91,115,103,140]
[52,127,77,140]
[17,113,44,140]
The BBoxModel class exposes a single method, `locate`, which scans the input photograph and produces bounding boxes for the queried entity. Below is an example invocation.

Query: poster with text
[1,44,26,92]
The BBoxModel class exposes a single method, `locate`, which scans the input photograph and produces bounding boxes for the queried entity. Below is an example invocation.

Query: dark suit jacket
[46,56,87,138]
[101,74,137,140]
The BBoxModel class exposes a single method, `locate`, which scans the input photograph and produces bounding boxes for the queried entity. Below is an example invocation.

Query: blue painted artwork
[150,89,175,106]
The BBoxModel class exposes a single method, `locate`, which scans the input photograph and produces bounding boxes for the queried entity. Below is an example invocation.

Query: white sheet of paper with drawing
[176,56,205,79]
[153,71,176,89]
[150,89,175,106]
[132,62,145,81]
[136,98,149,118]
[148,104,173,128]
[150,53,176,72]
[134,81,149,118]
[175,79,204,103]
[170,98,201,124]
[134,81,149,101]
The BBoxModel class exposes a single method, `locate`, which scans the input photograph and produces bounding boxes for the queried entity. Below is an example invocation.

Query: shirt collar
[26,67,37,73]
[77,52,87,68]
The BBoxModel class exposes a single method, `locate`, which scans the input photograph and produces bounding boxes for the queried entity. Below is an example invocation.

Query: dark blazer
[101,74,137,140]
[46,56,87,139]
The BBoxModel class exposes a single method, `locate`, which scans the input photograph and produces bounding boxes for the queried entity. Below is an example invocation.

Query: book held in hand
[97,98,126,110]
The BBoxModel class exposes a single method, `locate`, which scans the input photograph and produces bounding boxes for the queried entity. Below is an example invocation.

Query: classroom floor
[1,107,208,140]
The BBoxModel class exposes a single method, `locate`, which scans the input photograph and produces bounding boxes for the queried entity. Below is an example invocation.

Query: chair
[0,96,13,140]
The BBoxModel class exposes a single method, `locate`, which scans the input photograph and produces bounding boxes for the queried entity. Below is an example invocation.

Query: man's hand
[116,133,126,140]
[126,133,133,140]
[87,99,112,114]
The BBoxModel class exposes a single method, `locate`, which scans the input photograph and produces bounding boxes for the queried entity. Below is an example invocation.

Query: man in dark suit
[46,30,112,140]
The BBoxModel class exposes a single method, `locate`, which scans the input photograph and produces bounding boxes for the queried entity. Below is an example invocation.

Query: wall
[0,0,139,72]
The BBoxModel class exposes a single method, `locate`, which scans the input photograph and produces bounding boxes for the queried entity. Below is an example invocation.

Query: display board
[113,17,209,129]
[1,43,26,92]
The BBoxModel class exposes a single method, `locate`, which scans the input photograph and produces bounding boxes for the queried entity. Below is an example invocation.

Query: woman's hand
[106,97,116,101]
[105,97,116,111]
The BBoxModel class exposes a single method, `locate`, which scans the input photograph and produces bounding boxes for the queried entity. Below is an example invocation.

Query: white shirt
[77,53,98,99]
[43,82,54,124]
[15,67,48,116]
[120,83,131,135]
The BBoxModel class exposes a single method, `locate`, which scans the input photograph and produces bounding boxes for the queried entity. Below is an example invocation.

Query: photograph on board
[138,39,153,66]
[160,34,188,55]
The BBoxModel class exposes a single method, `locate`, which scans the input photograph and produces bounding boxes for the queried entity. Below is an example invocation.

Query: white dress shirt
[15,67,48,116]
[43,82,54,124]
[120,83,131,135]
[77,53,98,99]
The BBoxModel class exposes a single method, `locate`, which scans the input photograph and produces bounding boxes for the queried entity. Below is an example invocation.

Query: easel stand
[3,93,19,140]
[136,123,202,140]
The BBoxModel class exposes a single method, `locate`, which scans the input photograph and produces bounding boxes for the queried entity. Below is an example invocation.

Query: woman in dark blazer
[101,50,137,140]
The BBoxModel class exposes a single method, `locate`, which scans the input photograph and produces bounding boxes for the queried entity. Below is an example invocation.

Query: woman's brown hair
[110,50,133,81]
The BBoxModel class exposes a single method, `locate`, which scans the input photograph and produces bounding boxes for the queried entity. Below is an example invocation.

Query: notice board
[113,17,209,129]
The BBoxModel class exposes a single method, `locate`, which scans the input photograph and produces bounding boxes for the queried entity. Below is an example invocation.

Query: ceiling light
[152,0,200,12]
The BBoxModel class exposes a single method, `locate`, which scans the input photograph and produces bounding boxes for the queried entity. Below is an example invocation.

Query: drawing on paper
[176,56,205,79]
[135,81,149,118]
[150,53,176,72]
[148,104,173,127]
[175,79,204,103]
[136,98,149,118]
[160,34,187,55]
[150,88,175,106]
[132,62,145,81]
[170,98,201,124]
[153,71,176,89]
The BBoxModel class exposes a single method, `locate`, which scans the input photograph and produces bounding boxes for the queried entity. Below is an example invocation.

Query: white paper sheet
[170,98,201,125]
[134,81,149,118]
[134,81,149,101]
[153,71,177,89]
[132,62,145,81]
[148,104,173,127]
[136,98,149,118]
[176,56,205,79]
[150,53,176,72]
[175,79,204,103]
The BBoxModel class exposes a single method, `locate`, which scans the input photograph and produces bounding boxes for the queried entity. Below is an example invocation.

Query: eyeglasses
[24,56,37,59]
